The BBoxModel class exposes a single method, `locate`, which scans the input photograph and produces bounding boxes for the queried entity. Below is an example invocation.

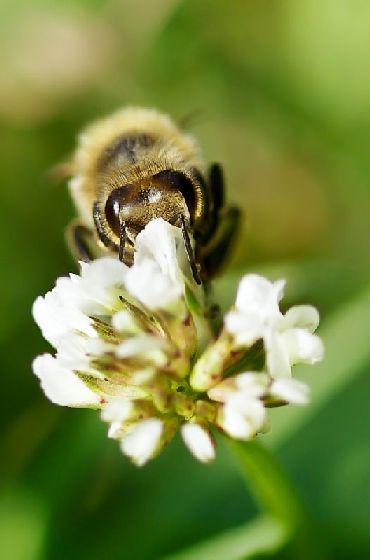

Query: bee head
[103,170,195,244]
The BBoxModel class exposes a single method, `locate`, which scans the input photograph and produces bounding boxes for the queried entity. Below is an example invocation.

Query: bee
[66,107,240,283]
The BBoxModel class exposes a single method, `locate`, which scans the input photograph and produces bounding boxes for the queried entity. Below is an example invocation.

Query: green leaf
[163,515,289,560]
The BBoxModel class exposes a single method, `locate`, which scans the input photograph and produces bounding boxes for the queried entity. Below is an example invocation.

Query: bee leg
[209,163,224,213]
[118,210,127,263]
[66,220,95,262]
[179,214,202,285]
[93,201,116,251]
[198,163,226,244]
[202,206,241,279]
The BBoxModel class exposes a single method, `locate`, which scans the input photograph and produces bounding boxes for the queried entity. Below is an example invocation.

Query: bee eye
[153,170,196,216]
[105,186,127,236]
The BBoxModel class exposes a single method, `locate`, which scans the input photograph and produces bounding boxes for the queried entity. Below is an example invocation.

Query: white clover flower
[221,396,266,440]
[121,418,163,466]
[125,218,190,311]
[32,218,324,465]
[207,371,310,440]
[208,373,268,440]
[33,354,101,407]
[270,378,310,405]
[32,290,95,347]
[225,274,324,378]
[181,423,215,463]
[101,397,135,438]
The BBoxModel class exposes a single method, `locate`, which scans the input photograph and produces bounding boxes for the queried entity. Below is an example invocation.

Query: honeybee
[66,107,240,283]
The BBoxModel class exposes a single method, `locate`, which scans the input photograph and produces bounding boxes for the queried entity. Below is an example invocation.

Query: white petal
[280,329,324,365]
[130,368,156,385]
[220,397,266,439]
[56,334,106,376]
[208,373,268,404]
[181,423,215,463]
[120,418,163,466]
[78,257,127,314]
[224,310,263,345]
[265,329,292,378]
[32,258,127,348]
[134,218,187,283]
[32,354,100,407]
[53,274,85,309]
[48,259,126,318]
[282,305,320,333]
[219,406,250,438]
[207,378,235,402]
[101,398,134,423]
[116,335,167,366]
[112,310,137,333]
[271,378,310,405]
[235,274,285,323]
[108,421,123,439]
[125,258,182,310]
[234,372,269,396]
[80,257,126,287]
[221,400,265,439]
[32,293,95,347]
[125,218,194,310]
[227,392,266,418]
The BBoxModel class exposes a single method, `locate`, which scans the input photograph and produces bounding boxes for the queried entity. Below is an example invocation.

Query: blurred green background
[1,1,369,558]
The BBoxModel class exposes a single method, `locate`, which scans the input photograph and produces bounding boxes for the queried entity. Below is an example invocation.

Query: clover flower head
[32,218,324,466]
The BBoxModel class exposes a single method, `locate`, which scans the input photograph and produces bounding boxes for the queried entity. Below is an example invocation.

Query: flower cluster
[32,219,323,465]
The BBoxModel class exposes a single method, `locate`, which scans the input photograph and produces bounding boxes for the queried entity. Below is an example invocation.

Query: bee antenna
[179,214,202,285]
[118,206,126,263]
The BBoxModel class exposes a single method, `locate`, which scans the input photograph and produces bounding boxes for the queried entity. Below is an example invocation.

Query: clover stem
[227,439,328,559]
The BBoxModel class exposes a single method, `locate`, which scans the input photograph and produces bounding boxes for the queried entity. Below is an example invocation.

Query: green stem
[227,438,328,559]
